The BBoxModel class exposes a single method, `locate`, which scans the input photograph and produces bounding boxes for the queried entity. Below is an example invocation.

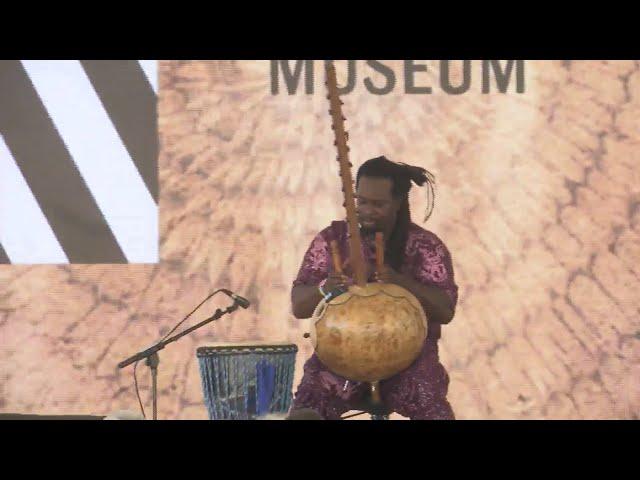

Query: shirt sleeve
[412,233,459,311]
[292,231,331,287]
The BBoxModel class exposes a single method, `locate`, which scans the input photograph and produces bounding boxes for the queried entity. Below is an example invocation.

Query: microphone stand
[117,301,240,420]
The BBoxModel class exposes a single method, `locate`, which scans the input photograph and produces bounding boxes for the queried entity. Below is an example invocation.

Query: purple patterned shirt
[293,220,458,339]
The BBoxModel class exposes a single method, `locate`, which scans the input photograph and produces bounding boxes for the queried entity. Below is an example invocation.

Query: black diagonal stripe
[80,60,158,203]
[0,242,9,264]
[0,60,127,264]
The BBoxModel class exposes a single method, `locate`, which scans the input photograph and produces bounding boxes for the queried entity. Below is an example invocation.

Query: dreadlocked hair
[356,156,433,271]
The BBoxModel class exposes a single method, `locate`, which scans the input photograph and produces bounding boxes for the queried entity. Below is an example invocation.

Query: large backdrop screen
[0,60,638,419]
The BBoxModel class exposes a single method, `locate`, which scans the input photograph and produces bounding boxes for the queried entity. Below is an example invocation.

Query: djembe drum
[196,343,298,420]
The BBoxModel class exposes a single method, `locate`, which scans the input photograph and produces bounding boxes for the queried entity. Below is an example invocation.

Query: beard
[359,225,377,236]
[359,220,382,237]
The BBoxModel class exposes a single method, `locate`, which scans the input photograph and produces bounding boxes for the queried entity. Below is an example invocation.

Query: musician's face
[356,176,400,235]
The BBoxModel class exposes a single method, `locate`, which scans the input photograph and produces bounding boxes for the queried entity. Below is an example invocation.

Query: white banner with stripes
[0,60,158,264]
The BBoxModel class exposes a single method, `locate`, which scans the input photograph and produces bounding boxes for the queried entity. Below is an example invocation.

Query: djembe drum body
[197,344,297,420]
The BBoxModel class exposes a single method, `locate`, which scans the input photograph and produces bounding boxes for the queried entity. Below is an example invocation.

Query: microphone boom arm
[117,303,239,370]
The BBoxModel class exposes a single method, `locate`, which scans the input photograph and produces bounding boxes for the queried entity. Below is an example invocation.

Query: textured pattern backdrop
[0,60,638,419]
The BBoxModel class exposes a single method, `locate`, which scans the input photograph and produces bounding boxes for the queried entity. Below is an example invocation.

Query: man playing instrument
[290,156,458,420]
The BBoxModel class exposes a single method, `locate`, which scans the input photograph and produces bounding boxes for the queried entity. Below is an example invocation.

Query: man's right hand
[332,257,375,287]
[323,272,350,292]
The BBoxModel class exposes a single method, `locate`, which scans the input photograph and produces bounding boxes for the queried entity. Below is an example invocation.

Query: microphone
[220,289,251,309]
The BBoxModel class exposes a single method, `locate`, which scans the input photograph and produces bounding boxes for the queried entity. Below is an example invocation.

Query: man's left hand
[373,264,405,286]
